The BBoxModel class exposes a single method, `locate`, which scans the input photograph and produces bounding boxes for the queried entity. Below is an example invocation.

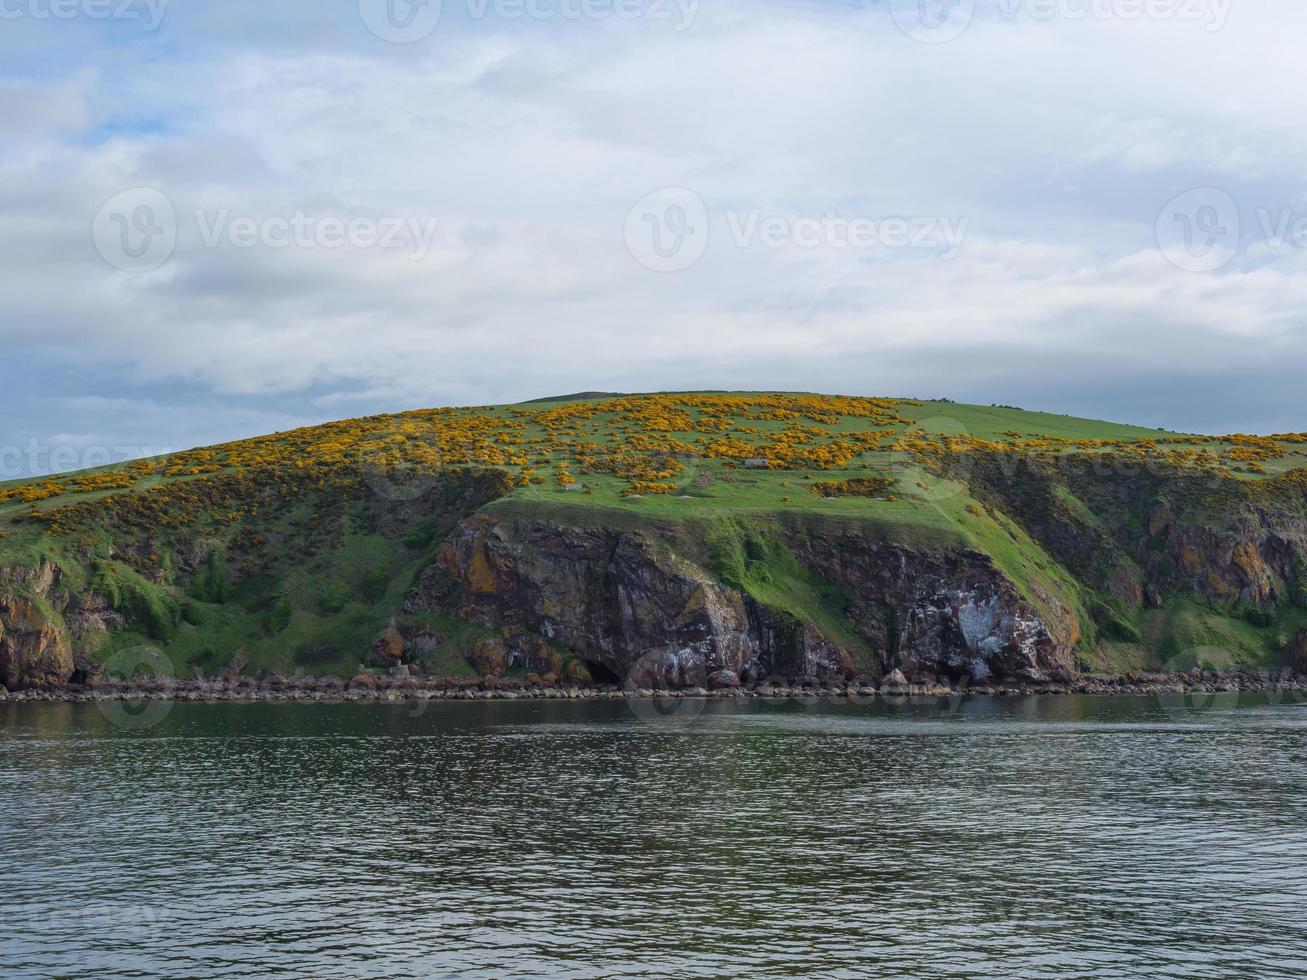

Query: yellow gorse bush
[5,393,1306,527]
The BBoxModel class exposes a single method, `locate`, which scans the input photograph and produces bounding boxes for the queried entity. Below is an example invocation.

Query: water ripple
[3,697,1307,978]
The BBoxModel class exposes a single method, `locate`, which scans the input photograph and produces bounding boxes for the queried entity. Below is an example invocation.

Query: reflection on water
[4,695,1307,978]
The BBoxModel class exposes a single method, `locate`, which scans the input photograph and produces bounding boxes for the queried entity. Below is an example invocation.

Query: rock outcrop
[1290,628,1307,676]
[0,560,116,690]
[783,525,1078,681]
[404,511,1078,685]
[962,450,1307,613]
[8,451,1307,692]
[0,595,73,691]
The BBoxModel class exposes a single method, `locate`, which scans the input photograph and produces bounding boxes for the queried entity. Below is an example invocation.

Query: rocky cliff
[955,451,1307,634]
[395,509,1079,687]
[0,561,119,690]
[4,446,1307,691]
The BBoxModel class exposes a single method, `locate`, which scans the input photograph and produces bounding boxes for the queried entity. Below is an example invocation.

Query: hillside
[3,392,1307,691]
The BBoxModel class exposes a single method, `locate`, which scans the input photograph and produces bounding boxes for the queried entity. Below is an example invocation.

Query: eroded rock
[419,512,1078,687]
[0,595,74,690]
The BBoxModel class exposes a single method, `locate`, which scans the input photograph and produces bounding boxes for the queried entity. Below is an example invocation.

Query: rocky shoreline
[4,667,1307,705]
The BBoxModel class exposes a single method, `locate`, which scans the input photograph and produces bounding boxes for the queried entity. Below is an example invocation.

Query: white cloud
[2,0,1307,468]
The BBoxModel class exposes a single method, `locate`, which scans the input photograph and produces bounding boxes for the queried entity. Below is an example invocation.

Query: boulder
[372,625,406,666]
[225,648,248,682]
[707,669,742,690]
[470,639,508,676]
[880,667,909,693]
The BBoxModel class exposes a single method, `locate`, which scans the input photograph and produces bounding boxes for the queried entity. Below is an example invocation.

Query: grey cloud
[2,0,1307,468]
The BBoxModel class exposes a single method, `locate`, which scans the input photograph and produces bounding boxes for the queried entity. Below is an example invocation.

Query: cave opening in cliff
[580,659,622,685]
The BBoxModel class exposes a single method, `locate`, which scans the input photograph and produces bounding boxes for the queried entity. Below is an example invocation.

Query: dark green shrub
[1092,599,1142,644]
[317,579,350,614]
[1242,606,1275,629]
[264,595,293,634]
[1289,556,1307,609]
[181,599,208,626]
[402,520,438,549]
[359,568,389,604]
[189,550,231,603]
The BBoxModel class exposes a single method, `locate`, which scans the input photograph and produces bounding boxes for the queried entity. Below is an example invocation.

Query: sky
[3,0,1307,477]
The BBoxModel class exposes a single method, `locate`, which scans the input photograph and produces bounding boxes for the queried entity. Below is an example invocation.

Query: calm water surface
[4,694,1307,978]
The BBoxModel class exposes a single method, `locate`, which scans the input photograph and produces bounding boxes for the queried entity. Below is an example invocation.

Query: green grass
[894,401,1181,442]
[702,518,877,666]
[1138,600,1307,670]
[0,394,1291,532]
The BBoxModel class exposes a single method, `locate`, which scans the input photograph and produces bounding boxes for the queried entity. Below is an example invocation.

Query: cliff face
[958,451,1307,618]
[1159,516,1306,608]
[780,525,1080,680]
[0,595,71,690]
[0,561,120,690]
[407,511,1078,685]
[6,455,1307,692]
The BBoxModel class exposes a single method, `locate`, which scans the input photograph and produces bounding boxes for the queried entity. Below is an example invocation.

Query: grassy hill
[2,392,1306,687]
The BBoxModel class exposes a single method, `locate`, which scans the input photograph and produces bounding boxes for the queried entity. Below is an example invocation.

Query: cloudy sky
[2,0,1306,476]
